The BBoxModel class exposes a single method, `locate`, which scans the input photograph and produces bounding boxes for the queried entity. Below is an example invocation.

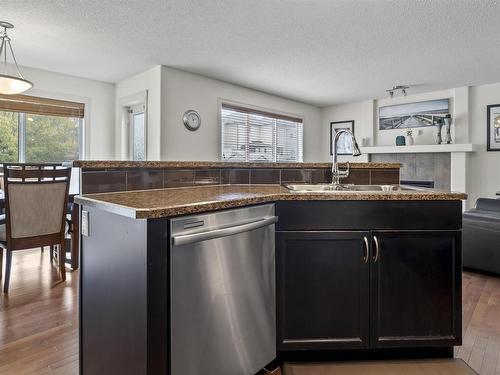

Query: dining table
[0,189,79,270]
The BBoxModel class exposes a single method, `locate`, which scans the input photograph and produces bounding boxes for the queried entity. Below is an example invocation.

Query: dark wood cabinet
[79,200,464,374]
[370,230,462,348]
[275,201,463,354]
[276,231,370,350]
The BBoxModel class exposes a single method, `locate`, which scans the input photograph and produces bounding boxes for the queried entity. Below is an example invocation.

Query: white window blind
[221,103,303,162]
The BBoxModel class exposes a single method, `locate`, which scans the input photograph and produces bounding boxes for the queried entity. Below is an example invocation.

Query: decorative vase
[443,116,452,144]
[435,120,443,144]
[396,136,406,146]
[405,135,414,145]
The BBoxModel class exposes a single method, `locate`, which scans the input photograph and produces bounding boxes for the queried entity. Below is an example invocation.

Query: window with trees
[0,94,84,163]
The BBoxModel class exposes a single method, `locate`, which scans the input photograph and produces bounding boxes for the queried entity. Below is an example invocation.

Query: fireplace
[400,179,435,189]
[371,153,450,191]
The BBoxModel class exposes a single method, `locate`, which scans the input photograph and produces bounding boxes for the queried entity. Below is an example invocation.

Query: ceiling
[3,0,500,106]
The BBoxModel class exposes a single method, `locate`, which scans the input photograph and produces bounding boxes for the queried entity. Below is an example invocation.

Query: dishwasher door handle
[172,216,278,246]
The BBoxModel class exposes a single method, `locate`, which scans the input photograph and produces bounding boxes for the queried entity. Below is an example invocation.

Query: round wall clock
[183,110,201,131]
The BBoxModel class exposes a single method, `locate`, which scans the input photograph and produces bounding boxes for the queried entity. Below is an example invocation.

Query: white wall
[15,65,115,159]
[322,88,472,148]
[320,100,373,162]
[375,89,456,146]
[321,84,500,207]
[161,67,324,161]
[468,82,500,206]
[115,66,163,160]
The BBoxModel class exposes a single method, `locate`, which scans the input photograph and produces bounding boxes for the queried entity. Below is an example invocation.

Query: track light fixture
[386,85,409,99]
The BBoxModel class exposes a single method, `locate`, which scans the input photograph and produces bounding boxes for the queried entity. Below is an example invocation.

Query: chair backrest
[3,163,71,251]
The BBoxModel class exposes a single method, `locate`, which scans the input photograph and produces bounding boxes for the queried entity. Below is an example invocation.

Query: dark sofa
[463,198,500,275]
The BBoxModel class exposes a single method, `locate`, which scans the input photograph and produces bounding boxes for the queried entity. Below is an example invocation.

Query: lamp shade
[0,74,33,95]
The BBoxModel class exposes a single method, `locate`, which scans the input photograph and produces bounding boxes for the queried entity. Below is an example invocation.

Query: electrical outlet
[81,210,89,236]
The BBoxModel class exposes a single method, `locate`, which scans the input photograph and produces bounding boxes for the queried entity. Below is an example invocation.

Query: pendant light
[0,21,33,95]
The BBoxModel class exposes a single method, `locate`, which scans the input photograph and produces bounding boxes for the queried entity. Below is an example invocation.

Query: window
[0,111,18,162]
[128,103,146,161]
[0,94,84,163]
[221,103,303,162]
[119,90,147,161]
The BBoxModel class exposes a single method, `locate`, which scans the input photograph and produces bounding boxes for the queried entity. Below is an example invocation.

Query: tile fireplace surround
[371,153,451,191]
[73,161,401,195]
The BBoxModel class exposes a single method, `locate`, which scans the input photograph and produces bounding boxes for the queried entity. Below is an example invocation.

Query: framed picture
[487,104,500,151]
[330,120,354,155]
[378,99,449,130]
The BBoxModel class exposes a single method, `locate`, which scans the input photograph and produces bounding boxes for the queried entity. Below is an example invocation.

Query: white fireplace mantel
[361,143,477,205]
[360,143,476,154]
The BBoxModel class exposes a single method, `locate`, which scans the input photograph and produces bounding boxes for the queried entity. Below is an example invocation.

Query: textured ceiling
[3,0,500,106]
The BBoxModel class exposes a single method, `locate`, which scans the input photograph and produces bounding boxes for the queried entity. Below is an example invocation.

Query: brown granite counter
[74,184,468,219]
[73,160,400,169]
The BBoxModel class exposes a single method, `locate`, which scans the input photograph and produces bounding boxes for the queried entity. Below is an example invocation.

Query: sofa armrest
[475,198,500,211]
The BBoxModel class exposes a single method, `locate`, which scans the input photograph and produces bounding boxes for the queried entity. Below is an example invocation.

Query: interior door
[276,231,370,350]
[370,230,462,348]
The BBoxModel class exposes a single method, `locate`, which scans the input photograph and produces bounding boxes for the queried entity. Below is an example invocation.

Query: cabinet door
[277,231,370,350]
[371,230,462,348]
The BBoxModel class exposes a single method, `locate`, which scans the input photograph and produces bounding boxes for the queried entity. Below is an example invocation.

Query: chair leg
[58,244,66,282]
[0,248,3,279]
[41,246,44,253]
[3,251,12,294]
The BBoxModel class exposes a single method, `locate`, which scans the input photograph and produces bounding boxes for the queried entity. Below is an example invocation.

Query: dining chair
[0,163,71,293]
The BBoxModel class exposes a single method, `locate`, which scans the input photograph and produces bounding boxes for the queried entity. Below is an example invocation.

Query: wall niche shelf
[360,143,476,154]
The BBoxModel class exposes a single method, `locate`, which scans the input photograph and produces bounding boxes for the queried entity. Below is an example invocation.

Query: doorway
[118,90,148,160]
[128,103,146,161]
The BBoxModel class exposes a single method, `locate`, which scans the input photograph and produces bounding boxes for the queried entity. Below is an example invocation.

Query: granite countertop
[72,160,401,169]
[74,184,468,219]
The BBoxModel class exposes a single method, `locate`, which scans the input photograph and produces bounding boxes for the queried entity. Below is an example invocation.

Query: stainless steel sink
[283,183,420,193]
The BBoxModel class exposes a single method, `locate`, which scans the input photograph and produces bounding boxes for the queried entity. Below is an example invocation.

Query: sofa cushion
[463,209,500,224]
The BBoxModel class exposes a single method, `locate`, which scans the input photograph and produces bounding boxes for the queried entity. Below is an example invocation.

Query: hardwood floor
[0,249,499,374]
[456,271,500,374]
[0,249,78,375]
[283,359,476,374]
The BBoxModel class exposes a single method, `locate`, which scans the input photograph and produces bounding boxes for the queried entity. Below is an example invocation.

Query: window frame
[118,90,148,161]
[1,109,84,163]
[129,103,146,161]
[5,89,89,160]
[218,99,304,163]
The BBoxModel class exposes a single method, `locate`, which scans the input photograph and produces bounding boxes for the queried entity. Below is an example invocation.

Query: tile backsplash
[81,166,400,194]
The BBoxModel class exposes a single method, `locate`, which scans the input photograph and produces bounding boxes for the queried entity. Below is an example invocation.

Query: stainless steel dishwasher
[170,204,277,375]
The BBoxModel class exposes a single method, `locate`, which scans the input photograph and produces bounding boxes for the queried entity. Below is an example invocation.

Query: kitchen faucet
[331,129,362,185]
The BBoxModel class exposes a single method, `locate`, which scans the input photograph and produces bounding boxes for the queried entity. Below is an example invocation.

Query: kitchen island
[75,184,466,375]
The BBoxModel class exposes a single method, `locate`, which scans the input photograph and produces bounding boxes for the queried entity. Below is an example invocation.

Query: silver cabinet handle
[363,236,369,263]
[172,216,278,246]
[373,235,380,263]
